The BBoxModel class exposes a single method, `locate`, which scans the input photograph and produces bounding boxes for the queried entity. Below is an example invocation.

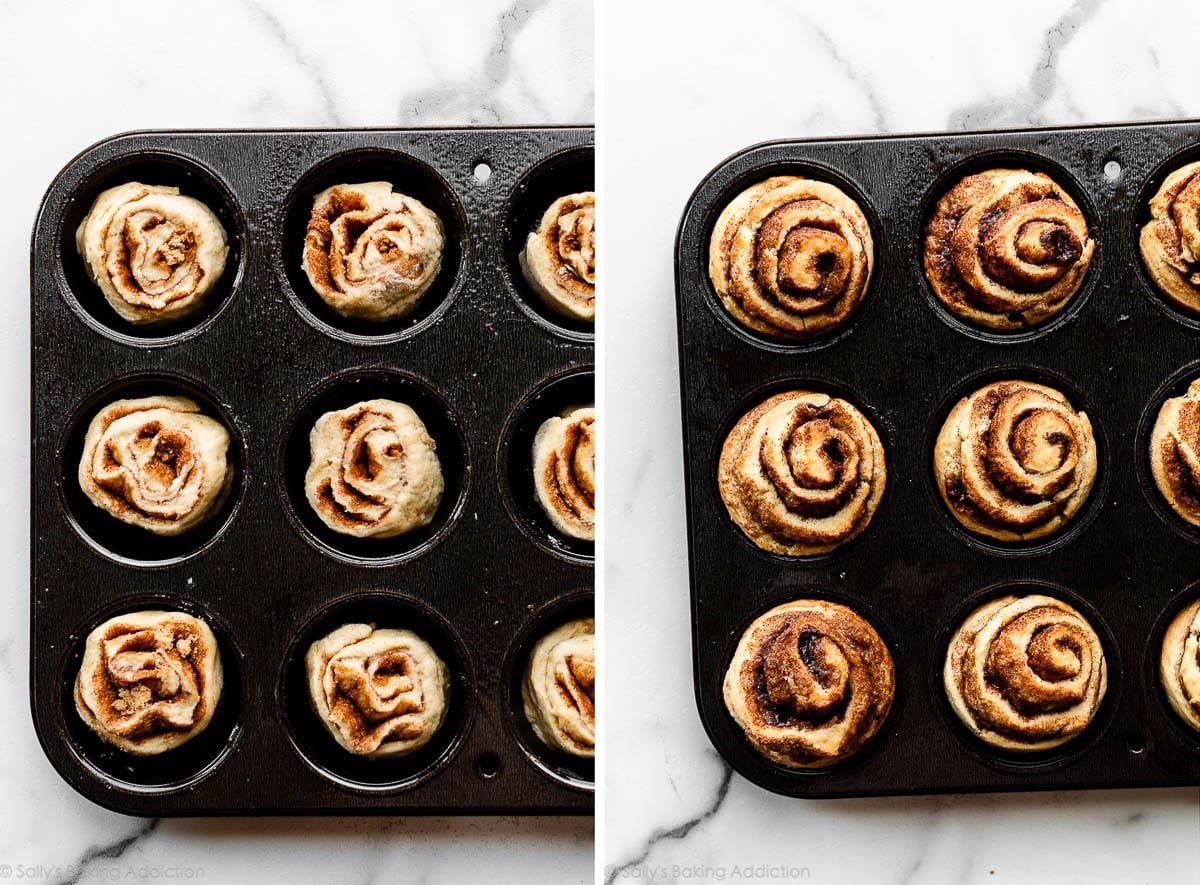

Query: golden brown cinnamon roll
[78,396,232,536]
[301,182,445,322]
[924,169,1095,329]
[532,405,595,542]
[934,380,1097,542]
[1149,379,1200,527]
[305,399,444,539]
[305,623,449,757]
[1140,161,1200,315]
[723,600,894,768]
[75,182,229,325]
[718,391,885,556]
[75,610,223,755]
[944,594,1107,752]
[523,618,595,757]
[708,176,872,339]
[519,192,595,323]
[1160,599,1200,732]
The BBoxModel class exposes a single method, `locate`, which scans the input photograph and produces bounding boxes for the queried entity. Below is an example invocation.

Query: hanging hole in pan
[1103,159,1123,183]
[473,161,493,185]
[475,752,502,779]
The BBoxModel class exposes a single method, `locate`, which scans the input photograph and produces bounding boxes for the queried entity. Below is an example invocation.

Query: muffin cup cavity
[1133,144,1200,331]
[1135,360,1200,542]
[279,591,473,792]
[1145,580,1200,750]
[278,367,470,565]
[279,148,468,343]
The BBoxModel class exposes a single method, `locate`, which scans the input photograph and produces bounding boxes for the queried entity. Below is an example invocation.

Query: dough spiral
[718,391,886,556]
[933,380,1097,542]
[1160,598,1200,732]
[723,600,894,768]
[923,169,1095,329]
[519,191,595,322]
[522,618,595,757]
[75,182,229,325]
[78,395,232,536]
[532,405,595,542]
[708,176,873,339]
[74,610,223,755]
[944,594,1107,752]
[1149,378,1200,528]
[1139,160,1200,315]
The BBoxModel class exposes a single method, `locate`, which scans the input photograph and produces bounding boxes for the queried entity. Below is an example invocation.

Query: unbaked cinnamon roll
[305,399,444,539]
[934,380,1097,542]
[1149,378,1200,528]
[306,623,449,757]
[301,182,445,322]
[944,594,1107,752]
[75,182,229,325]
[75,610,223,755]
[708,176,873,339]
[519,191,595,322]
[523,617,595,758]
[718,391,885,556]
[1160,598,1200,732]
[78,396,232,536]
[723,600,894,768]
[1140,161,1200,315]
[532,405,595,542]
[924,169,1095,329]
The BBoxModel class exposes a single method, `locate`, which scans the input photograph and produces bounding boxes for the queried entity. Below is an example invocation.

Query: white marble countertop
[0,1,593,882]
[603,1,1199,883]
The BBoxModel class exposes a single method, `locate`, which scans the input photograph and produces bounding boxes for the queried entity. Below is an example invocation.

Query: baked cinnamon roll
[1149,378,1200,527]
[78,396,232,536]
[75,182,229,324]
[301,182,445,322]
[305,623,449,757]
[519,191,595,322]
[944,594,1107,752]
[934,380,1097,542]
[305,399,444,539]
[708,177,873,339]
[718,391,885,556]
[723,599,894,768]
[532,405,595,542]
[1160,598,1200,732]
[1140,161,1200,315]
[523,618,595,757]
[75,610,223,755]
[924,169,1095,329]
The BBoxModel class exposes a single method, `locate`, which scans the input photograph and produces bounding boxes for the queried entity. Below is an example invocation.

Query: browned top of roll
[723,599,894,768]
[1149,378,1200,527]
[923,169,1095,330]
[1139,160,1200,315]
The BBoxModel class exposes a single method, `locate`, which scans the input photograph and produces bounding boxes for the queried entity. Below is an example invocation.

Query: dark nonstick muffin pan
[674,120,1200,798]
[31,126,594,815]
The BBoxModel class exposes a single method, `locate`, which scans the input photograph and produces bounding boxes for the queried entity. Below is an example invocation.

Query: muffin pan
[674,120,1200,798]
[31,126,594,815]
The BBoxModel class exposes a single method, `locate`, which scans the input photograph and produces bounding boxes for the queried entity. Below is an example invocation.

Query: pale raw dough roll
[1149,378,1200,527]
[723,599,894,768]
[718,391,885,556]
[934,380,1097,542]
[1160,599,1200,732]
[75,610,223,755]
[519,191,595,322]
[305,623,449,757]
[1139,160,1200,315]
[923,169,1095,329]
[76,182,228,325]
[708,176,873,339]
[305,399,444,539]
[302,182,445,322]
[523,618,595,757]
[532,405,595,542]
[944,594,1107,752]
[78,395,232,536]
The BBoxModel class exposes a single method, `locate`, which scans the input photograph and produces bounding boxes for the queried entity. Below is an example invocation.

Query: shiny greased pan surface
[675,120,1200,798]
[31,127,593,815]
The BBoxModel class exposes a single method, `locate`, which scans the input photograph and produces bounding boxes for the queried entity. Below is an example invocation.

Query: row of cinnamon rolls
[725,593,1200,769]
[76,180,595,327]
[708,164,1200,338]
[76,395,595,546]
[75,609,595,761]
[719,378,1199,556]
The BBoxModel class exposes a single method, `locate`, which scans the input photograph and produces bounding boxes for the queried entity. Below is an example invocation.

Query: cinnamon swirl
[532,405,595,542]
[1140,160,1200,315]
[523,618,595,757]
[1160,598,1200,732]
[1149,378,1200,527]
[519,191,595,322]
